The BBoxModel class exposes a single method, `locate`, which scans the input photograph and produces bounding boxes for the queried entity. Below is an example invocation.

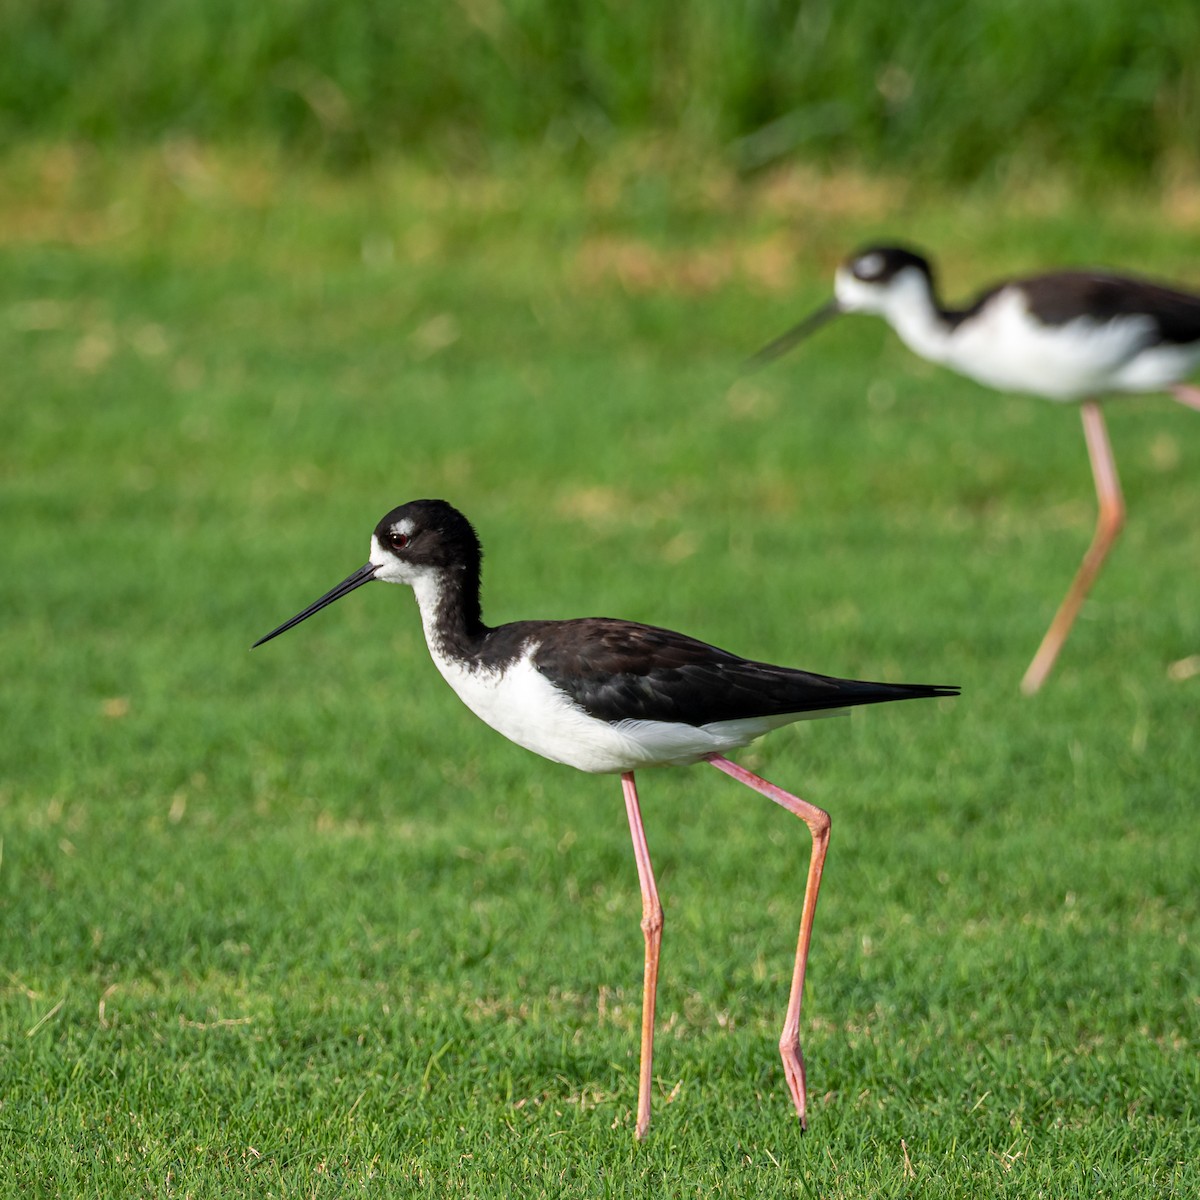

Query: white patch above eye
[855,252,885,279]
[390,518,416,538]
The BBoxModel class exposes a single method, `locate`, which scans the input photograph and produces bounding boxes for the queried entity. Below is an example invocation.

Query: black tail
[763,672,960,715]
[687,661,959,722]
[817,677,960,713]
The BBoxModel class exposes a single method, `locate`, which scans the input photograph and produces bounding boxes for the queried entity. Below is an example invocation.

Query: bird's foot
[779,1039,809,1131]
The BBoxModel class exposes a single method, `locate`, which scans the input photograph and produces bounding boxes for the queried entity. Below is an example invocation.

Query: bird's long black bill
[742,298,842,374]
[252,562,377,649]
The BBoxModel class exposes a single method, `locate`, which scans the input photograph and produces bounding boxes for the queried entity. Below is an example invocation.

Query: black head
[371,499,482,581]
[253,499,482,649]
[744,244,938,373]
[842,244,934,285]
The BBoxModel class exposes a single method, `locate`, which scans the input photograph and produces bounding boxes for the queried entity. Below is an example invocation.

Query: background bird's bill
[253,563,378,648]
[743,298,841,373]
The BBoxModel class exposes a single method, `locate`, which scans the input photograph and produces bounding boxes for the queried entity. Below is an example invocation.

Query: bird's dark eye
[387,531,410,550]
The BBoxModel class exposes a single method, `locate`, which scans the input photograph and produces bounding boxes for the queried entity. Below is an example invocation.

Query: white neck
[409,569,452,655]
[879,275,954,364]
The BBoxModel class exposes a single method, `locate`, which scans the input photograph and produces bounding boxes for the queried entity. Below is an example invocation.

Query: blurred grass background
[2,0,1199,183]
[1,5,1198,1198]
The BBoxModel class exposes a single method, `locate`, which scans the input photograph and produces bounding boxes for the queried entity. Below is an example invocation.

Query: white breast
[428,645,622,772]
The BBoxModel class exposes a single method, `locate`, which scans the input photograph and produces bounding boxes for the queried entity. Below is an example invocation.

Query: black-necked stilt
[254,498,958,1137]
[748,244,1200,694]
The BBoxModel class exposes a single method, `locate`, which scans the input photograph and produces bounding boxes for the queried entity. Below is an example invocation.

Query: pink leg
[621,771,663,1140]
[1170,383,1200,411]
[1021,400,1126,694]
[707,754,830,1130]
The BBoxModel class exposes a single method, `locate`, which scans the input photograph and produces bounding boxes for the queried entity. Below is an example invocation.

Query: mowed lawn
[1,147,1197,1197]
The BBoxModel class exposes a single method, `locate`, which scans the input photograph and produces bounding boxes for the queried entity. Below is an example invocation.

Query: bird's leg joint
[640,901,663,940]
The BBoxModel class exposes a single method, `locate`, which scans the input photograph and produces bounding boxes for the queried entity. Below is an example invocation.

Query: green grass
[2,2,1199,183]
[1,146,1198,1197]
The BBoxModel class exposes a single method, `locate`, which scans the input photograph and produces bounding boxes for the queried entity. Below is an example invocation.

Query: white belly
[1107,341,1200,392]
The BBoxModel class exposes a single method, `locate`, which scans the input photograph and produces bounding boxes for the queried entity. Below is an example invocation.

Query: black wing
[1010,272,1200,345]
[527,618,957,726]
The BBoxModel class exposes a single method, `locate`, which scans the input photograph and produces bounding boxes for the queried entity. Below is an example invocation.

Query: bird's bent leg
[621,771,663,1140]
[1021,400,1125,695]
[707,754,831,1131]
[1169,383,1200,411]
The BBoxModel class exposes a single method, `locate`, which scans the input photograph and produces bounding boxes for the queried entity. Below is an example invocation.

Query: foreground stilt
[254,498,955,1136]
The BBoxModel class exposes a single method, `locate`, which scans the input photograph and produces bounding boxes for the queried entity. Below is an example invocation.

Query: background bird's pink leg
[1021,400,1125,695]
[707,754,830,1131]
[621,771,663,1140]
[1169,383,1200,411]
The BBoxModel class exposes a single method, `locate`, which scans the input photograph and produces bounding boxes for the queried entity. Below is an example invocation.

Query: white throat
[837,267,953,364]
[409,569,454,654]
[368,532,455,654]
